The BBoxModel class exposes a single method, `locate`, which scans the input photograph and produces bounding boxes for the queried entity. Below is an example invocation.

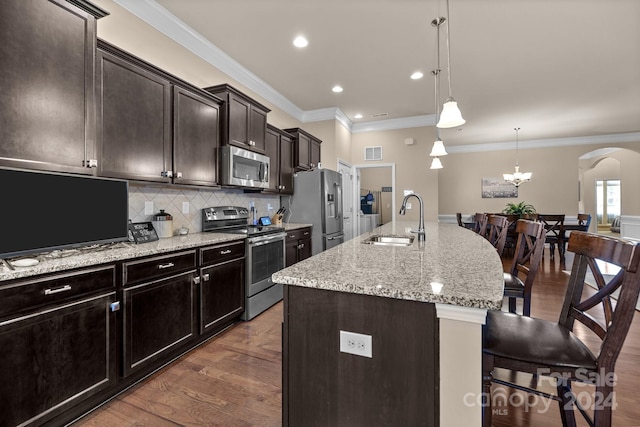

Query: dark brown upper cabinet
[284,128,322,171]
[0,0,108,175]
[96,40,221,186]
[173,86,220,187]
[204,84,270,154]
[265,124,295,194]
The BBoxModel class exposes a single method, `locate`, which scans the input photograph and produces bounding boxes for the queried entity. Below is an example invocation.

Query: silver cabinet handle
[158,262,175,269]
[289,234,296,239]
[175,171,183,179]
[303,231,310,236]
[203,274,210,281]
[44,285,72,295]
[298,243,304,249]
[220,249,231,255]
[110,301,121,312]
[193,276,201,285]
[161,170,173,178]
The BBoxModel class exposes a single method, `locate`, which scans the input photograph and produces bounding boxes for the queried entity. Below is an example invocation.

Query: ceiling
[112,0,640,148]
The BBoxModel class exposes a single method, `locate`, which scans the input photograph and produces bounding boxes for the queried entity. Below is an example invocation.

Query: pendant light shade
[437,97,465,128]
[430,157,443,169]
[429,140,448,157]
[436,0,465,129]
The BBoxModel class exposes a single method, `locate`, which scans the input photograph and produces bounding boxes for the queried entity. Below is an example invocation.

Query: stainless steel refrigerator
[283,168,344,256]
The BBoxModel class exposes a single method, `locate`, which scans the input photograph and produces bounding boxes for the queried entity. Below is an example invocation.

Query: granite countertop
[0,232,245,283]
[282,223,313,231]
[272,221,505,310]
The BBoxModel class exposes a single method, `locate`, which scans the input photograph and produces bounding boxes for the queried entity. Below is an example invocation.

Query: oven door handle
[248,233,286,246]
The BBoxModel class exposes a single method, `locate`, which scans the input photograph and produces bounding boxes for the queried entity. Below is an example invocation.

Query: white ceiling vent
[364,146,383,161]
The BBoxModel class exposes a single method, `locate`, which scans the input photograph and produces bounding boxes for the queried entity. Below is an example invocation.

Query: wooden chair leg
[594,384,614,427]
[508,296,517,314]
[482,353,494,427]
[557,379,577,427]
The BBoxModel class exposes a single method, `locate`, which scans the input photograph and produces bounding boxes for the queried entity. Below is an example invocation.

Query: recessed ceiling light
[332,85,343,93]
[354,113,363,119]
[293,36,308,48]
[411,71,424,80]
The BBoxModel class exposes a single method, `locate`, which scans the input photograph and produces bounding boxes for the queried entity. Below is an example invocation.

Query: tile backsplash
[128,184,281,234]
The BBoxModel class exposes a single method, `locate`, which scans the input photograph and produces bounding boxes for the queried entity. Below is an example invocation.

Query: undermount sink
[362,235,414,246]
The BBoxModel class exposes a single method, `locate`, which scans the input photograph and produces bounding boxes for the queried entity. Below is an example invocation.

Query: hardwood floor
[73,248,640,427]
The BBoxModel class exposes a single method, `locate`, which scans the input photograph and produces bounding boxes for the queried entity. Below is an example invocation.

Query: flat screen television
[0,167,129,259]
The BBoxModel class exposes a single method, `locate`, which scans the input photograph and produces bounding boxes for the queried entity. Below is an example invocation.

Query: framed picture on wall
[481,177,518,198]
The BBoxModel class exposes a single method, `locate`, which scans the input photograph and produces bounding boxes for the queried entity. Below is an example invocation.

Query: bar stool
[482,231,640,427]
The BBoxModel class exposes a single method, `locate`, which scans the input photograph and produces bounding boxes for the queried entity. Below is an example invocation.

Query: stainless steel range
[202,206,286,320]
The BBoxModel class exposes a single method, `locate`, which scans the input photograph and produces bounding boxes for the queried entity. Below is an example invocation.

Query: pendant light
[430,18,447,169]
[437,0,465,129]
[503,127,532,187]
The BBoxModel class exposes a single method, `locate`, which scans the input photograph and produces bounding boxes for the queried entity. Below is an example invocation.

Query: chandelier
[503,127,532,187]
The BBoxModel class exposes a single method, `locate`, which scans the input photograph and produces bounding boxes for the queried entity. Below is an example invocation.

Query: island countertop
[272,221,505,310]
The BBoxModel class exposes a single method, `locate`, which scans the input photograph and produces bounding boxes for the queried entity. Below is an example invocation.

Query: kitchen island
[273,221,504,427]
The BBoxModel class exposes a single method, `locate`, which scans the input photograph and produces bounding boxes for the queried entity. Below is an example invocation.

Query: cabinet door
[0,293,117,427]
[0,0,97,174]
[296,132,311,170]
[285,239,299,267]
[173,86,220,186]
[298,236,312,262]
[200,258,245,335]
[228,94,250,147]
[310,139,322,169]
[279,133,295,194]
[265,126,281,192]
[123,271,196,376]
[96,49,172,182]
[248,107,267,153]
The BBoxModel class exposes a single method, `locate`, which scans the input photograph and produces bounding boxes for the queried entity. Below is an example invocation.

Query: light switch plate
[182,201,190,214]
[144,201,154,215]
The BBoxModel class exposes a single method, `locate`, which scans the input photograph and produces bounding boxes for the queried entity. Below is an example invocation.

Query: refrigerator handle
[334,182,342,220]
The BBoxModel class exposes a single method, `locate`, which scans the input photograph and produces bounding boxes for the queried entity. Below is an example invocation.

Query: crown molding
[446,132,640,154]
[351,115,437,133]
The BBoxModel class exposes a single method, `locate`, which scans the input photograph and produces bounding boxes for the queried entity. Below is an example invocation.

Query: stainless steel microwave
[220,146,270,189]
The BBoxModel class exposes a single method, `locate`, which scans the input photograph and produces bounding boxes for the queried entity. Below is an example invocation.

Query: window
[596,179,620,225]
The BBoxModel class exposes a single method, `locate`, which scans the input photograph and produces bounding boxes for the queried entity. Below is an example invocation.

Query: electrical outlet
[340,330,372,358]
[144,201,154,215]
[406,202,412,209]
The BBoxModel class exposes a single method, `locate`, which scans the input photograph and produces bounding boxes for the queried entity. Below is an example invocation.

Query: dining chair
[577,213,591,230]
[538,214,566,260]
[456,212,464,227]
[485,215,509,257]
[502,219,546,316]
[472,213,489,237]
[482,231,640,427]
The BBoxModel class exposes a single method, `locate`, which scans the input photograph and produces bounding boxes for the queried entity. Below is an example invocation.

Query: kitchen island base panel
[283,285,438,427]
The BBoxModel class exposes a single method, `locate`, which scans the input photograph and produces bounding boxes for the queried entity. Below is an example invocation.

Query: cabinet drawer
[286,227,311,242]
[123,250,196,285]
[200,241,245,266]
[0,265,115,320]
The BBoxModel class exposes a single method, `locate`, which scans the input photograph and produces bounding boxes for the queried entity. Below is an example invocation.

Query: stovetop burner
[201,206,284,237]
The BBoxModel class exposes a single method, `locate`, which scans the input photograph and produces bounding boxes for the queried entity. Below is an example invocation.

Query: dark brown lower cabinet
[123,270,197,377]
[283,286,439,427]
[285,227,312,267]
[0,292,117,427]
[200,257,245,335]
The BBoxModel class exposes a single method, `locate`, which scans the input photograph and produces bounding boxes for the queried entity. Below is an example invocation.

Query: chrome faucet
[399,193,425,238]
